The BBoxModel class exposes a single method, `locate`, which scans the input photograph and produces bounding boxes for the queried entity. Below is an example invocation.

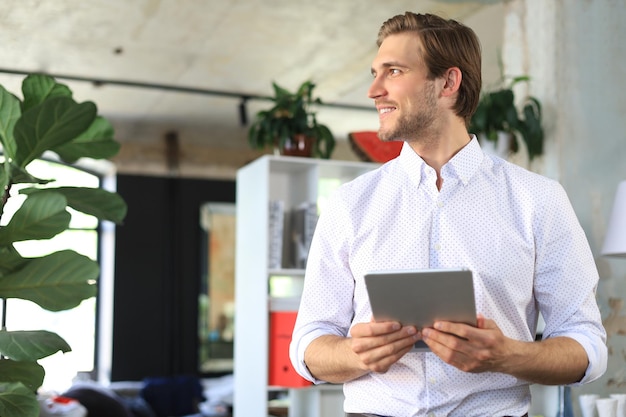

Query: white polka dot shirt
[290,137,607,417]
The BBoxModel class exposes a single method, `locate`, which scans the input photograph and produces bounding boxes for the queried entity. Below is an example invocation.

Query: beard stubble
[378,81,438,144]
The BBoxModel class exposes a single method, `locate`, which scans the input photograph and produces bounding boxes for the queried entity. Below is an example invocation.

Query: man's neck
[406,125,471,191]
[408,131,471,171]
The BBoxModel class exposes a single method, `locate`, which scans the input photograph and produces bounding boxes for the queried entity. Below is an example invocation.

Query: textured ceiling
[0,0,505,154]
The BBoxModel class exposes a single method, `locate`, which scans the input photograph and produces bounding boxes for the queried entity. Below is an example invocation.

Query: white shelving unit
[233,155,378,417]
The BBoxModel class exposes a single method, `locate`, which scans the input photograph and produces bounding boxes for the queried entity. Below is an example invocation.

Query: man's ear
[441,67,462,97]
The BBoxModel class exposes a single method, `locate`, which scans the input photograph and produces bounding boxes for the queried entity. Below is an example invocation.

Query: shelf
[269,268,306,277]
[233,155,378,417]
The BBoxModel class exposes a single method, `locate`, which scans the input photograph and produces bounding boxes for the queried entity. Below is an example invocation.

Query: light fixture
[238,97,249,126]
[602,180,626,257]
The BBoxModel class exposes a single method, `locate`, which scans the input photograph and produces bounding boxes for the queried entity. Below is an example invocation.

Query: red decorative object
[268,311,312,387]
[348,131,403,163]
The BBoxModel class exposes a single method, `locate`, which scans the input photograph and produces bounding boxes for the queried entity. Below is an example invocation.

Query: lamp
[602,180,626,257]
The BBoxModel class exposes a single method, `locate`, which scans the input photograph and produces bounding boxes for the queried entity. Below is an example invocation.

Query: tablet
[364,268,476,351]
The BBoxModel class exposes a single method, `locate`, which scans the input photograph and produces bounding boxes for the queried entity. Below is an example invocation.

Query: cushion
[63,385,134,417]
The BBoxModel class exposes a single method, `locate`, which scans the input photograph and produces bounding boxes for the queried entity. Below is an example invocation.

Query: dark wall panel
[111,174,235,381]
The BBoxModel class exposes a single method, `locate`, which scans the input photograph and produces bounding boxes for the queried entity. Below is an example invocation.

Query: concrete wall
[109,2,508,180]
[503,0,626,414]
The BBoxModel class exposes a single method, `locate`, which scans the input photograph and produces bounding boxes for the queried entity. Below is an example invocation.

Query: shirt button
[434,243,441,251]
[428,413,436,417]
[437,200,443,208]
[428,378,436,384]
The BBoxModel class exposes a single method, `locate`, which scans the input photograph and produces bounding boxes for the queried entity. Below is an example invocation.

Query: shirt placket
[426,179,445,269]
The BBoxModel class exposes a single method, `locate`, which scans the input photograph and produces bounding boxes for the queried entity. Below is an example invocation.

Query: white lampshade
[602,180,626,257]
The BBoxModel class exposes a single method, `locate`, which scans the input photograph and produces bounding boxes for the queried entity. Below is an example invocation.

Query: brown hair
[377,12,482,126]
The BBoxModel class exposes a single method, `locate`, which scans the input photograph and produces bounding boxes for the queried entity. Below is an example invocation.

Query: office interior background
[1,0,625,416]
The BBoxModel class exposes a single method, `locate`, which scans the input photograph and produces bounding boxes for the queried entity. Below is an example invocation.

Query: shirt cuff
[560,333,607,386]
[290,327,338,385]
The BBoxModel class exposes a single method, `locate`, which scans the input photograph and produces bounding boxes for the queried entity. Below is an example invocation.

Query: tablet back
[364,268,476,330]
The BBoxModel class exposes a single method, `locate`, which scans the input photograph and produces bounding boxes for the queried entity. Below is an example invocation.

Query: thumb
[476,313,487,329]
[476,314,498,330]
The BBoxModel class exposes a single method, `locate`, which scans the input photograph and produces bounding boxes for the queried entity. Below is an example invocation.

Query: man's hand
[421,315,589,385]
[304,320,420,383]
[421,315,509,373]
[350,320,420,373]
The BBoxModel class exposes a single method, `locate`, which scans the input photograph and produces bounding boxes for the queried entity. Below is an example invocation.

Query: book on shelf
[269,200,319,270]
[287,201,318,269]
[268,200,285,270]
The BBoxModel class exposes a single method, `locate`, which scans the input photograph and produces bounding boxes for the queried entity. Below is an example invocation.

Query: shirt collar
[442,135,483,186]
[397,135,483,188]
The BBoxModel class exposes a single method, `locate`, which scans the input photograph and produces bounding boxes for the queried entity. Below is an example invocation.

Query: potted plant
[470,75,544,161]
[248,80,336,159]
[0,74,127,417]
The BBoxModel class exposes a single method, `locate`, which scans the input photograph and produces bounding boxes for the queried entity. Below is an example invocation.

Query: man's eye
[389,69,401,75]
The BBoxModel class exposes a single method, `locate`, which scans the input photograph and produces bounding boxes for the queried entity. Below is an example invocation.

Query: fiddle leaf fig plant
[0,73,127,417]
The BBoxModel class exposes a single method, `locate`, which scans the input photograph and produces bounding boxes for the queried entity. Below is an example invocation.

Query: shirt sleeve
[533,181,607,385]
[289,190,356,383]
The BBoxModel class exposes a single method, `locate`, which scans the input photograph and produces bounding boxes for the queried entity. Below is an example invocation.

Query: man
[289,11,607,417]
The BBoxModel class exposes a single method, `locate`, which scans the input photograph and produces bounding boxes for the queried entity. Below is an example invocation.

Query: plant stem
[0,183,10,220]
[1,298,5,359]
[0,160,7,360]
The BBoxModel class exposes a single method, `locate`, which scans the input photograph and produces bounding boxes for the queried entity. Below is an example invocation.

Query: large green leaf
[0,86,21,160]
[0,250,98,311]
[0,359,45,390]
[312,124,335,159]
[21,74,72,113]
[13,96,97,168]
[21,186,127,224]
[0,246,26,276]
[0,192,70,245]
[1,162,53,186]
[0,382,39,417]
[0,330,71,362]
[52,116,121,163]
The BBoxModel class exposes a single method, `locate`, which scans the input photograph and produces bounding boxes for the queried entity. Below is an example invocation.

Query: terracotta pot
[280,134,315,157]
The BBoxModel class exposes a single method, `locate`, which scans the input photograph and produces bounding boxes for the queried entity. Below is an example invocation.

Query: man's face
[368,33,440,142]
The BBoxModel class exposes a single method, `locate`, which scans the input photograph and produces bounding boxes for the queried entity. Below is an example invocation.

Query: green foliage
[0,360,45,390]
[248,80,336,159]
[0,74,127,417]
[0,383,41,416]
[470,75,544,161]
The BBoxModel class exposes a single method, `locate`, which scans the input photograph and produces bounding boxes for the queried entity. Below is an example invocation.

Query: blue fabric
[123,396,158,417]
[140,375,205,417]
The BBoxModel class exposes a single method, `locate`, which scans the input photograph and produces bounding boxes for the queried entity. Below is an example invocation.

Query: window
[1,157,115,392]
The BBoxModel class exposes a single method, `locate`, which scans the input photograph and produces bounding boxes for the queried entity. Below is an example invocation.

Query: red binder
[268,311,312,387]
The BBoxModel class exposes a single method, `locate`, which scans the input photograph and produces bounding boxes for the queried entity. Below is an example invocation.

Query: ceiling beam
[0,67,375,112]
